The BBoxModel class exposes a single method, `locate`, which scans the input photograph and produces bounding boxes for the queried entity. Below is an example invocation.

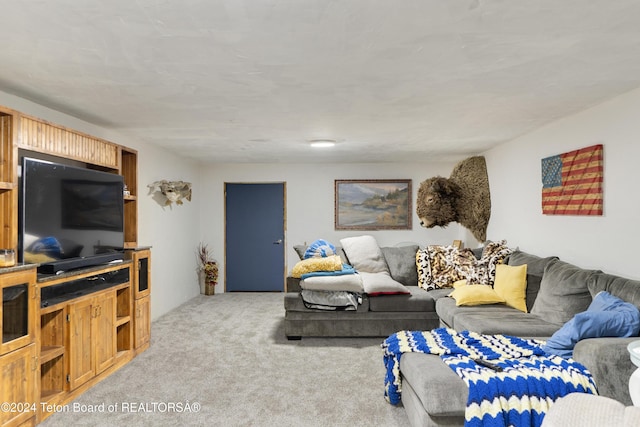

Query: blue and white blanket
[382,328,598,427]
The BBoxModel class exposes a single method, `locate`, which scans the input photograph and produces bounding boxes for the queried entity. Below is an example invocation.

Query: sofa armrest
[573,337,638,405]
[286,276,302,293]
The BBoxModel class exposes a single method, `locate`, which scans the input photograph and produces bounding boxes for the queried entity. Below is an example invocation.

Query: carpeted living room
[2,2,640,427]
[39,292,411,426]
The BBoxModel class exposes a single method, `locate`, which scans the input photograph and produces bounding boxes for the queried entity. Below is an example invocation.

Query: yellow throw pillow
[493,263,528,313]
[449,284,505,306]
[291,255,343,278]
[452,279,468,289]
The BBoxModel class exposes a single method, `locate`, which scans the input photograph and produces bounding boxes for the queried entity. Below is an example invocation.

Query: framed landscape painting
[335,179,412,230]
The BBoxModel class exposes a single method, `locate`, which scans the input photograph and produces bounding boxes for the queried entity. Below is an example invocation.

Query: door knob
[273,239,283,244]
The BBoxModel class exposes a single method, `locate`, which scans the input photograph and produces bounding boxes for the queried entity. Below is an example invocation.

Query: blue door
[225,183,285,291]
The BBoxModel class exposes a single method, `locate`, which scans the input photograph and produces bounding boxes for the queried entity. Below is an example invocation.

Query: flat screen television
[19,157,125,274]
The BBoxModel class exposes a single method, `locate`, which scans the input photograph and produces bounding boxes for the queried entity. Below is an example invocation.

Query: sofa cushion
[452,311,560,338]
[427,288,455,301]
[506,251,558,312]
[588,272,640,310]
[573,337,638,405]
[368,286,436,312]
[399,353,467,416]
[340,235,389,273]
[506,250,558,276]
[435,296,518,329]
[493,264,528,313]
[530,259,600,326]
[380,245,419,286]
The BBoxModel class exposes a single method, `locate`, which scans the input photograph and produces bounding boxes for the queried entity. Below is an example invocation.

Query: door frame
[223,181,287,292]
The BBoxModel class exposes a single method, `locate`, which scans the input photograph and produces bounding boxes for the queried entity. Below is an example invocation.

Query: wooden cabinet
[126,249,151,353]
[1,269,37,356]
[0,104,148,425]
[134,296,150,351]
[38,265,133,394]
[36,264,134,423]
[67,290,116,390]
[0,344,37,427]
[0,267,37,427]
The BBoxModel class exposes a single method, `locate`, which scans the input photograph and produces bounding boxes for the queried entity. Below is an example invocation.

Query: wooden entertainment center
[0,105,151,426]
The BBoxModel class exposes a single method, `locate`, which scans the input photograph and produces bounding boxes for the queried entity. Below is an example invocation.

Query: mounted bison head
[416,156,491,243]
[416,177,461,228]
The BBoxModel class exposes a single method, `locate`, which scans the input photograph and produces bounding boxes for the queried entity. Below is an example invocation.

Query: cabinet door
[134,296,150,351]
[126,249,151,299]
[1,269,37,356]
[136,252,151,299]
[0,343,37,427]
[67,298,95,390]
[95,291,116,374]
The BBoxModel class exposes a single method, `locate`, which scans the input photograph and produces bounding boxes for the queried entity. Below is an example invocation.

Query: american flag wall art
[541,144,603,216]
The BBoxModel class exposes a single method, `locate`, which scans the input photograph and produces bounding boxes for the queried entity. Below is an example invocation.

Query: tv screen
[19,157,125,267]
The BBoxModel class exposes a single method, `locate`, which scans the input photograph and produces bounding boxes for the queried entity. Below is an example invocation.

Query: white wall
[17,81,640,315]
[1,91,202,320]
[484,86,640,279]
[137,149,202,319]
[199,162,468,291]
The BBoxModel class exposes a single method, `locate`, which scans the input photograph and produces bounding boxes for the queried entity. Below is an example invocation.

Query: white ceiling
[1,0,640,163]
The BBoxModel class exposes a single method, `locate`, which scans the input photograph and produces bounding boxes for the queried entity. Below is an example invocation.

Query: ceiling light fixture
[309,139,337,148]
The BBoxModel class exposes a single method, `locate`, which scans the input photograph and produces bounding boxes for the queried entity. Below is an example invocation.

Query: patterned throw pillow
[416,249,432,290]
[475,240,513,285]
[416,241,514,290]
[417,245,472,290]
[453,249,484,284]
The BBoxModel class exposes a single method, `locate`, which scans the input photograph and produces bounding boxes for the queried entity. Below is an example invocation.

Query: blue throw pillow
[304,239,337,259]
[542,291,640,358]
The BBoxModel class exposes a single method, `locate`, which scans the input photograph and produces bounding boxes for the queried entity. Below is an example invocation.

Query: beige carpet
[40,292,410,426]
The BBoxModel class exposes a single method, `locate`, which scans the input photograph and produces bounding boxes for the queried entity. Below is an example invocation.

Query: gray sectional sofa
[283,244,640,426]
[284,244,447,339]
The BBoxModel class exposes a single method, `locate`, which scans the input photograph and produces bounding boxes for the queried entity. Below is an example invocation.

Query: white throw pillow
[340,235,389,273]
[359,271,410,295]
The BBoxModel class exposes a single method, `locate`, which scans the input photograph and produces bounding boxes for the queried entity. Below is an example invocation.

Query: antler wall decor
[148,180,192,207]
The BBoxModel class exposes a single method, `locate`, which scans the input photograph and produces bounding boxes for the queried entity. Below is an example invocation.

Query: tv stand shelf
[39,345,65,364]
[39,263,131,308]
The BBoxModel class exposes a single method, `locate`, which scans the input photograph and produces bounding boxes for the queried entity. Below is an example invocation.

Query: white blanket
[300,274,364,293]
